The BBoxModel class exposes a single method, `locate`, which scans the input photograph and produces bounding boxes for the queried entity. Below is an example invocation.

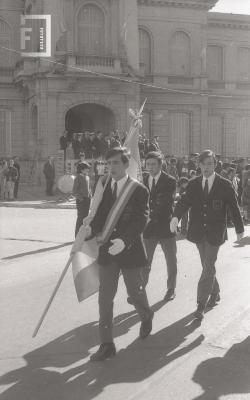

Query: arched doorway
[65,103,115,139]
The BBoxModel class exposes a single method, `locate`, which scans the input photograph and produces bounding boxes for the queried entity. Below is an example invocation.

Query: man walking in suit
[43,156,55,196]
[143,151,177,302]
[85,147,154,361]
[170,150,244,321]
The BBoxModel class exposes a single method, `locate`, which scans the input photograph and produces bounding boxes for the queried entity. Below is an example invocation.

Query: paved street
[0,207,250,400]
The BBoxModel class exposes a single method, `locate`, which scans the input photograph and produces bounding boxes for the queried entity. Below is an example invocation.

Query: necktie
[204,179,209,199]
[112,182,118,203]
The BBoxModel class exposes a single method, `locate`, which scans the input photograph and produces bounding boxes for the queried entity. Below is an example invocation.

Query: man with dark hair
[170,149,244,321]
[84,147,154,361]
[13,156,20,199]
[188,153,199,172]
[142,151,177,302]
[60,130,69,151]
[4,159,18,201]
[166,157,179,180]
[215,154,222,174]
[72,133,83,159]
[43,156,55,196]
[220,162,231,179]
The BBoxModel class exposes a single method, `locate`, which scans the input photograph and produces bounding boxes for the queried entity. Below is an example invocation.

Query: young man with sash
[85,147,154,361]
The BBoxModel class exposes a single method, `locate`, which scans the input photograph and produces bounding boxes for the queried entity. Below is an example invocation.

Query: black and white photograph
[0,0,250,399]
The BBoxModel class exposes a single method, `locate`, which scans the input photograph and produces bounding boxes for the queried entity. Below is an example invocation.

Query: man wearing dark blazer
[142,151,177,302]
[43,156,55,196]
[85,147,154,361]
[170,149,244,321]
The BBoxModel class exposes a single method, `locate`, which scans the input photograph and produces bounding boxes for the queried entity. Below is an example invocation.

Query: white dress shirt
[202,172,215,193]
[111,174,128,197]
[148,171,162,191]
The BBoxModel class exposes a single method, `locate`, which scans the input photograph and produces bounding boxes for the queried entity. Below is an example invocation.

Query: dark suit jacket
[90,177,149,269]
[173,174,244,246]
[143,171,176,239]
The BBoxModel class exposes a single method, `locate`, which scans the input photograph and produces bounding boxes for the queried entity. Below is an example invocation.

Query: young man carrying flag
[32,103,150,340]
[83,147,154,361]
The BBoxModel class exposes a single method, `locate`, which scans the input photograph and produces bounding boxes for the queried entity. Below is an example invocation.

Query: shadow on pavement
[0,304,203,400]
[192,335,250,400]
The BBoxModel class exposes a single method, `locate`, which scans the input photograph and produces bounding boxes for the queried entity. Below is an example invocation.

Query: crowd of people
[59,130,163,161]
[0,157,20,201]
[65,129,250,227]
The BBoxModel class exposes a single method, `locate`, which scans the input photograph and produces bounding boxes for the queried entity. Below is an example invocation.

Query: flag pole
[32,255,73,337]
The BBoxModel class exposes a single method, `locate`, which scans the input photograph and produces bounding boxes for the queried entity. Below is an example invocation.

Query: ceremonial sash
[98,177,139,245]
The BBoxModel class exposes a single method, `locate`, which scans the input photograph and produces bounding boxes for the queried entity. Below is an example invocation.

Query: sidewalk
[0,183,76,209]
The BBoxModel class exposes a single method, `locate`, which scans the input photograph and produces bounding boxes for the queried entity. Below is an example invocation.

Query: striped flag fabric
[71,233,100,302]
[125,98,147,181]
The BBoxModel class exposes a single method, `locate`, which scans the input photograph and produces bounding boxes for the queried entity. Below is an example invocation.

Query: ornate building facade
[1,0,250,180]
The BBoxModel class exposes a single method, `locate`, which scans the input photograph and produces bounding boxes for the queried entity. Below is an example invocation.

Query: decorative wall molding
[208,19,250,31]
[137,0,218,11]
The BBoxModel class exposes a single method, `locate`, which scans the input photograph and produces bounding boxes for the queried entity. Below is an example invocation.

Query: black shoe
[139,312,154,339]
[163,289,176,302]
[127,296,134,305]
[90,343,116,361]
[207,293,221,308]
[194,303,205,321]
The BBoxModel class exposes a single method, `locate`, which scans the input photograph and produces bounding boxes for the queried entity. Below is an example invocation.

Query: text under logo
[20,15,51,57]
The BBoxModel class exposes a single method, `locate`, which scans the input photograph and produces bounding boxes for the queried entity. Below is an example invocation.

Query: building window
[238,48,250,81]
[0,19,11,67]
[77,4,105,55]
[169,112,190,156]
[0,109,11,156]
[139,28,152,75]
[207,45,223,81]
[235,117,250,157]
[170,31,191,76]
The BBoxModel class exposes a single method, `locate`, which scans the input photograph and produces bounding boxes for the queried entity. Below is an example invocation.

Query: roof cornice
[137,0,218,11]
[208,14,250,31]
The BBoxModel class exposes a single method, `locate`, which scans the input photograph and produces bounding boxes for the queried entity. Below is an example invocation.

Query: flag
[71,230,100,302]
[71,100,147,302]
[125,98,147,181]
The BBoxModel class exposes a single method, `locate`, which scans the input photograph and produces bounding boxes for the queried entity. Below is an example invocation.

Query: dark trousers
[99,263,153,343]
[14,179,19,198]
[75,198,91,237]
[196,240,220,307]
[143,237,177,289]
[45,178,54,195]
